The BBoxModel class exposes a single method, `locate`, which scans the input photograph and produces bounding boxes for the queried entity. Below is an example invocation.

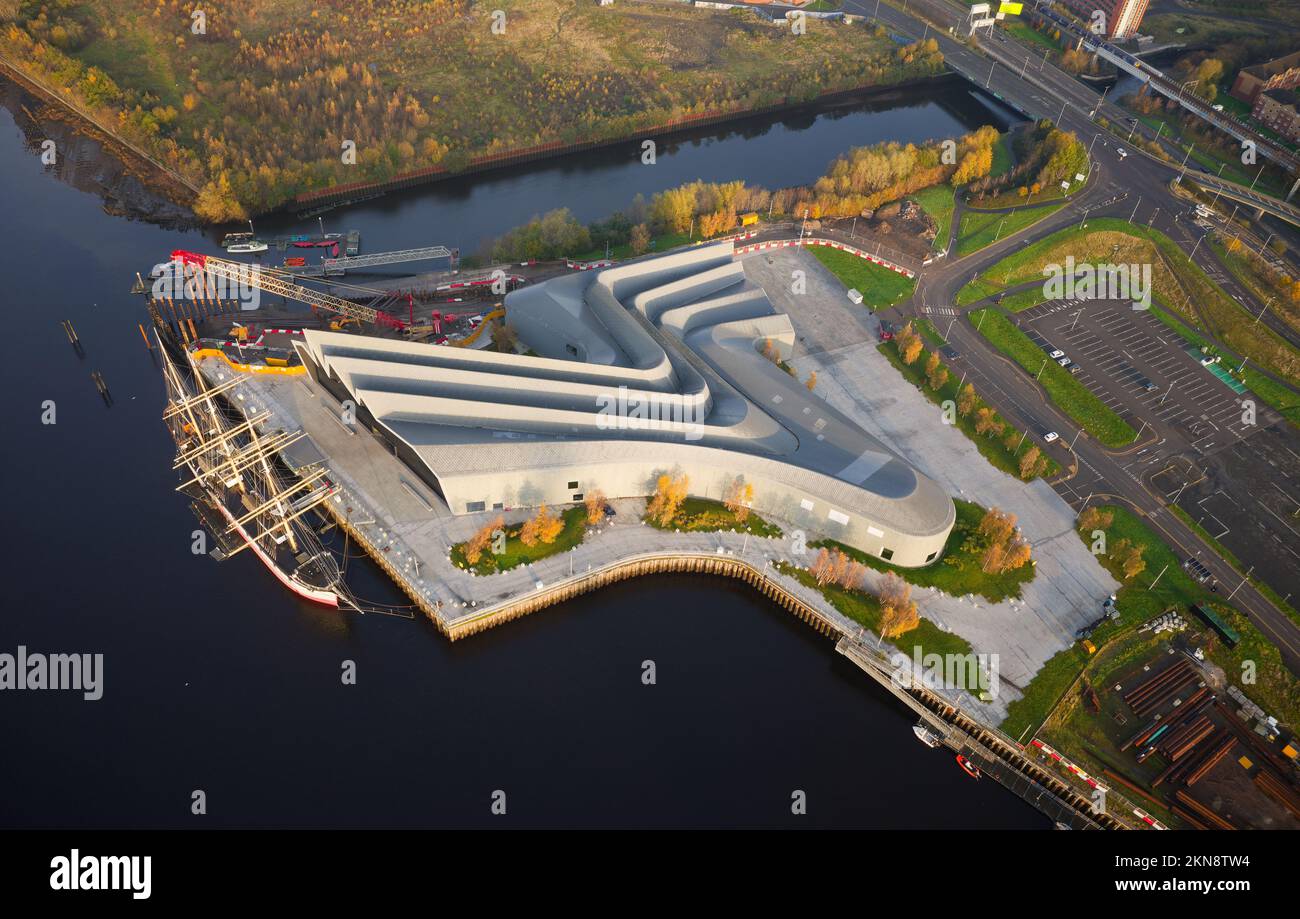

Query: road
[837,0,1300,673]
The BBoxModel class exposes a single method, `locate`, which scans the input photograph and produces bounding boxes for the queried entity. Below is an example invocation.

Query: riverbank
[286,74,966,218]
[0,64,198,225]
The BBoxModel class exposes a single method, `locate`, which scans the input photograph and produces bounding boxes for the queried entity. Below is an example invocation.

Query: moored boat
[913,724,943,748]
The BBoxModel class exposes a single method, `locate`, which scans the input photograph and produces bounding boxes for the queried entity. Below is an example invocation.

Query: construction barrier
[190,347,306,376]
[734,237,915,278]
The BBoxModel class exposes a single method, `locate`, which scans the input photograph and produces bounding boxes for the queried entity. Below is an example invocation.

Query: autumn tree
[629,223,651,255]
[957,383,977,417]
[463,515,505,566]
[811,548,835,586]
[974,407,1002,436]
[977,507,1032,574]
[898,321,923,364]
[1018,444,1043,480]
[925,352,948,390]
[492,320,519,353]
[1077,507,1114,532]
[646,473,689,526]
[1121,543,1146,580]
[840,560,866,591]
[723,477,754,524]
[878,572,919,638]
[805,370,818,391]
[520,504,558,547]
[193,172,246,222]
[584,489,608,526]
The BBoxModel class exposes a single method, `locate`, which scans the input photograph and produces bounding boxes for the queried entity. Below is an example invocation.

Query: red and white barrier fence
[566,259,614,271]
[734,237,915,279]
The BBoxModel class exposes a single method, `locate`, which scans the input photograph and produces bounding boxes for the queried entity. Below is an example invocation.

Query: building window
[492,503,504,510]
[572,493,583,501]
[466,501,486,513]
[925,551,937,563]
[880,547,894,561]
[567,480,579,489]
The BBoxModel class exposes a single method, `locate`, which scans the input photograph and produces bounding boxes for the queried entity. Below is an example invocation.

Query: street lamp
[1176,144,1194,183]
[1208,162,1227,207]
[1248,164,1266,193]
[1090,85,1109,119]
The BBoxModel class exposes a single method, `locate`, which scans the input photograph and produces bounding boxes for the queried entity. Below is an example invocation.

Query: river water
[0,76,1047,828]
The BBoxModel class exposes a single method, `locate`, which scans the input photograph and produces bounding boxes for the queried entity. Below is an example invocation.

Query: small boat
[913,724,943,748]
[956,755,981,780]
[227,240,268,254]
[221,231,254,247]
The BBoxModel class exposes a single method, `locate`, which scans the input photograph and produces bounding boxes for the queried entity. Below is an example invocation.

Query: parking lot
[1014,299,1276,456]
[1008,297,1299,601]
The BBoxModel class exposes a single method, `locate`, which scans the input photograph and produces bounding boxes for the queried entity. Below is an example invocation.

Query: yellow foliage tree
[646,473,689,526]
[878,572,919,638]
[584,489,608,526]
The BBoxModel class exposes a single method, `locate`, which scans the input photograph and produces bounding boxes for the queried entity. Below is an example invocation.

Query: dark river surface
[0,75,1049,828]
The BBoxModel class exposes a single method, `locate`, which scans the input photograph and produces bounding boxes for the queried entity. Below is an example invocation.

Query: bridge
[1186,174,1300,227]
[1036,5,1300,177]
[297,245,455,277]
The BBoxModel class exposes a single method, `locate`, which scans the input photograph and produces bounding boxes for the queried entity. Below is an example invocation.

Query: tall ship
[159,337,345,607]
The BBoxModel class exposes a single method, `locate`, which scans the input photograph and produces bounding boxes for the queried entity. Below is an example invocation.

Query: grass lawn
[808,246,916,310]
[954,203,1064,257]
[450,506,589,575]
[1001,21,1059,55]
[645,496,782,538]
[878,341,1060,481]
[990,131,1015,179]
[916,317,948,348]
[911,184,956,253]
[1000,286,1050,313]
[777,562,975,660]
[572,230,692,262]
[955,276,1003,307]
[1204,603,1300,731]
[969,308,1138,448]
[813,499,1037,603]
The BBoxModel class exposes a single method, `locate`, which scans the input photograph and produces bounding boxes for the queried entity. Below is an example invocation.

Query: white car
[1057,357,1072,367]
[1044,432,1059,443]
[1049,349,1065,359]
[1116,148,1128,158]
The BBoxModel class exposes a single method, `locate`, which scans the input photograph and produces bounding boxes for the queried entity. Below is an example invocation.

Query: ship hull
[214,497,339,608]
